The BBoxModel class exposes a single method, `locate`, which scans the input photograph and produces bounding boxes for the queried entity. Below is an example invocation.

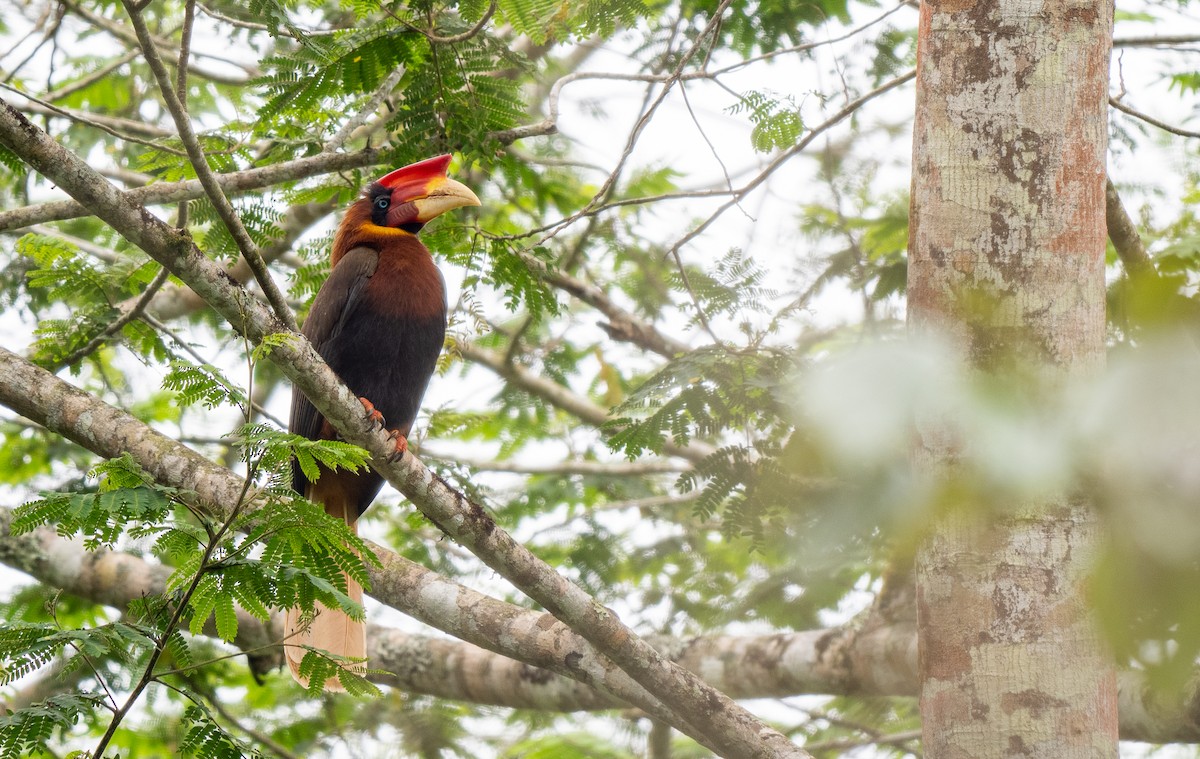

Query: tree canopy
[1,0,1200,757]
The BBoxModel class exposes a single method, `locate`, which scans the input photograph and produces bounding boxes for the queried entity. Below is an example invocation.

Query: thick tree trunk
[908,1,1118,756]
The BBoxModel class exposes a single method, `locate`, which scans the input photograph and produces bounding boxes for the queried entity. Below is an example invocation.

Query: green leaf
[162,360,248,410]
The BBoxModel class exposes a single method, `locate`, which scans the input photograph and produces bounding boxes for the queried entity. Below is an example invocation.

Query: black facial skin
[369,184,391,226]
[368,182,425,234]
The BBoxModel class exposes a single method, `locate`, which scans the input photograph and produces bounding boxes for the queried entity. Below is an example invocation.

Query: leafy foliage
[607,345,799,540]
[179,707,259,758]
[4,0,1199,756]
[0,692,108,758]
[162,360,248,410]
[727,91,804,153]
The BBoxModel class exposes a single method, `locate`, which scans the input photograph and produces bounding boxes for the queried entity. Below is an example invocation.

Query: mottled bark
[0,345,694,741]
[5,506,1200,742]
[908,1,1117,757]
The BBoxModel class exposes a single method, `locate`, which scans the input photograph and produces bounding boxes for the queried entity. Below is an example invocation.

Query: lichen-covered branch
[4,509,1200,743]
[0,337,768,756]
[0,92,809,759]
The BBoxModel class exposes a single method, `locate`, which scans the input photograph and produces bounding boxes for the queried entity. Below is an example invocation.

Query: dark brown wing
[290,247,379,494]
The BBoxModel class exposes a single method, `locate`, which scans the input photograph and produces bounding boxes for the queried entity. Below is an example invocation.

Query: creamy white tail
[284,574,365,691]
[285,487,366,691]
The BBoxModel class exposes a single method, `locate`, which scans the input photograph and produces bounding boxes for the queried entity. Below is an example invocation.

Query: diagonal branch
[0,99,805,759]
[1105,178,1155,278]
[1110,95,1200,139]
[518,252,689,358]
[0,345,700,746]
[121,0,296,332]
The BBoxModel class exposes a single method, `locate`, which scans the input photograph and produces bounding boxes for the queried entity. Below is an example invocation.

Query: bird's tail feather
[285,489,366,692]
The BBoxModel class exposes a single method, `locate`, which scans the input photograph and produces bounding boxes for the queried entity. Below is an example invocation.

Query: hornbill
[286,155,479,690]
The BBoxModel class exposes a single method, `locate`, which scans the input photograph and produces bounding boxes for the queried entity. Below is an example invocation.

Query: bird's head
[332,154,480,265]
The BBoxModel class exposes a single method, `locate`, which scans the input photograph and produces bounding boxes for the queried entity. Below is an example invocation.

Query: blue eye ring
[374,195,390,210]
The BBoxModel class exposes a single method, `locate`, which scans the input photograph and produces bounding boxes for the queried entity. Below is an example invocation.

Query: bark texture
[908,1,1118,756]
[7,500,1200,742]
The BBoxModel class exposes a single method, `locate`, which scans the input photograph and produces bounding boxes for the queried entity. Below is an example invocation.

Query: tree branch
[1105,178,1155,278]
[457,342,715,462]
[1110,95,1200,139]
[518,253,689,358]
[5,514,1199,744]
[121,0,297,332]
[0,96,807,759]
[0,147,384,231]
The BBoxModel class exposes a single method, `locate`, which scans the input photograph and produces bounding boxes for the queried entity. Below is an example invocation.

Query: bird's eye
[374,195,390,210]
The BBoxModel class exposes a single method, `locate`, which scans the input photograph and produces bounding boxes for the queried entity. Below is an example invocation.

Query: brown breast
[361,234,446,319]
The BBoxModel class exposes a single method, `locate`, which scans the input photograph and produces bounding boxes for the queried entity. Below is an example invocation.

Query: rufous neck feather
[330,201,419,267]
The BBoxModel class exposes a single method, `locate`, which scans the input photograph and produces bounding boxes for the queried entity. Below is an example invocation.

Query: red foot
[386,429,409,463]
[359,397,384,426]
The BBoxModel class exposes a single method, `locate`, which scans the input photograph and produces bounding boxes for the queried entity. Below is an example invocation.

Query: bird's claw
[386,429,408,463]
[358,397,385,427]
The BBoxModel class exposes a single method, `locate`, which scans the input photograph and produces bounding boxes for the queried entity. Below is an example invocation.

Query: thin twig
[325,66,405,152]
[1,4,65,84]
[678,80,737,198]
[49,266,172,371]
[121,0,298,332]
[44,48,140,102]
[391,0,497,44]
[176,0,196,105]
[196,2,339,37]
[659,70,917,264]
[1110,95,1200,139]
[0,3,52,66]
[1114,34,1200,47]
[0,81,186,152]
[584,0,735,216]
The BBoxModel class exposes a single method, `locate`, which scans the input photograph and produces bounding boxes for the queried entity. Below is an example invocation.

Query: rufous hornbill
[286,155,479,690]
